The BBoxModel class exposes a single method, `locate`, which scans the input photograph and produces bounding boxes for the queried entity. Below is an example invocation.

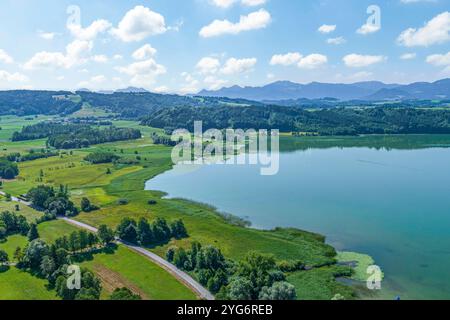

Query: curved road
[59,217,215,300]
[0,191,214,300]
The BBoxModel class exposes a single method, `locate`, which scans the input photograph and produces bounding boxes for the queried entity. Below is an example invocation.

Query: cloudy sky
[0,0,449,93]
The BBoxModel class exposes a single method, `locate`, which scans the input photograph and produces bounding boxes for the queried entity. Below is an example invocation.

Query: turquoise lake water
[146,139,450,299]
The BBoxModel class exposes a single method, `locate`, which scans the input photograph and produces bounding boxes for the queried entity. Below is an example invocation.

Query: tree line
[167,243,299,300]
[12,122,141,149]
[141,105,450,135]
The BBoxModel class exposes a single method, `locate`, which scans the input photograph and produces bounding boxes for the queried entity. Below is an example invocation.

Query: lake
[145,135,450,300]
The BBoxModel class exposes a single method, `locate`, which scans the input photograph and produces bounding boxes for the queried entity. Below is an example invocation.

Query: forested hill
[0,90,82,116]
[141,105,450,135]
[77,91,262,118]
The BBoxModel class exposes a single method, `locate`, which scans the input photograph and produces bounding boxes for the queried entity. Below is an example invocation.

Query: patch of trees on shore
[141,105,450,135]
[12,122,141,149]
[167,243,298,300]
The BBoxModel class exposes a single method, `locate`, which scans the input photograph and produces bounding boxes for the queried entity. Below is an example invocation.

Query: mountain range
[198,79,450,101]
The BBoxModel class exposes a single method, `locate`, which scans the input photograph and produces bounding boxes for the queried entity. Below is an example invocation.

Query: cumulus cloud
[132,44,157,60]
[220,57,257,75]
[327,37,346,45]
[199,9,271,38]
[196,57,221,74]
[116,58,166,88]
[38,31,57,40]
[298,54,328,69]
[270,52,327,69]
[426,52,450,66]
[400,53,417,60]
[111,6,167,42]
[204,76,228,90]
[318,24,336,34]
[24,40,93,70]
[91,55,108,63]
[210,0,266,8]
[68,19,112,40]
[0,49,13,64]
[397,11,450,47]
[0,70,29,83]
[357,23,380,35]
[343,54,386,67]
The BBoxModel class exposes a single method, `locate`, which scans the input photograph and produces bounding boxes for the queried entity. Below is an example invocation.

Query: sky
[0,0,449,93]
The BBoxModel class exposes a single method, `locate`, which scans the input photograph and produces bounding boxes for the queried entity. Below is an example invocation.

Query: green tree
[97,225,115,245]
[110,287,142,300]
[258,282,297,300]
[27,223,39,241]
[227,277,253,300]
[0,250,9,264]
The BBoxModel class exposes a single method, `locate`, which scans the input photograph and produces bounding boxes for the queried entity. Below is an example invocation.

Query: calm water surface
[145,136,450,299]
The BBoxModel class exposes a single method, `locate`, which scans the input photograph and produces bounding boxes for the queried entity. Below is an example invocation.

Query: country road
[0,190,214,300]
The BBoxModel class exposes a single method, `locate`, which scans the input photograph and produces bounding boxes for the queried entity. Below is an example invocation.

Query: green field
[0,117,356,300]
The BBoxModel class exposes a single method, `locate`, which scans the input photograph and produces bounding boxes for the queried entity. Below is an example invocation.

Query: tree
[166,246,177,262]
[23,239,49,269]
[0,250,8,265]
[227,277,253,300]
[110,287,142,300]
[40,255,56,278]
[27,223,39,241]
[258,282,297,300]
[27,185,55,208]
[97,225,115,245]
[236,251,278,300]
[170,219,188,239]
[173,248,188,269]
[116,218,138,243]
[81,197,91,212]
[137,218,153,246]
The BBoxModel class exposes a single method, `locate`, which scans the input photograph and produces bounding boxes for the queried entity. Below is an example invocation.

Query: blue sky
[0,0,449,93]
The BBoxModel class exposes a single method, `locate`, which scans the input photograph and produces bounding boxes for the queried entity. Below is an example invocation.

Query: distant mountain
[198,79,450,101]
[115,87,149,93]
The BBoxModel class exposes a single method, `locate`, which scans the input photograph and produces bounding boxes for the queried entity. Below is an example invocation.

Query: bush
[84,152,119,164]
[117,198,129,205]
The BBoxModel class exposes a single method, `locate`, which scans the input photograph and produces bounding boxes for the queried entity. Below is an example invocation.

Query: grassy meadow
[0,117,358,300]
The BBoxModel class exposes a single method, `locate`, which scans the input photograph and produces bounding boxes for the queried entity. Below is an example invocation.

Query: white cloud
[111,6,167,42]
[400,53,417,60]
[397,11,450,47]
[153,86,170,93]
[204,76,228,90]
[357,23,380,35]
[196,57,221,74]
[270,52,302,66]
[68,19,112,41]
[0,49,13,64]
[298,54,328,69]
[318,24,336,34]
[132,44,157,60]
[426,52,450,66]
[24,40,93,70]
[241,0,267,6]
[0,70,29,83]
[327,36,346,45]
[38,31,57,40]
[400,0,435,3]
[210,0,266,8]
[220,57,257,75]
[116,58,166,88]
[113,54,123,60]
[199,9,271,38]
[343,54,386,67]
[91,55,108,63]
[270,52,327,69]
